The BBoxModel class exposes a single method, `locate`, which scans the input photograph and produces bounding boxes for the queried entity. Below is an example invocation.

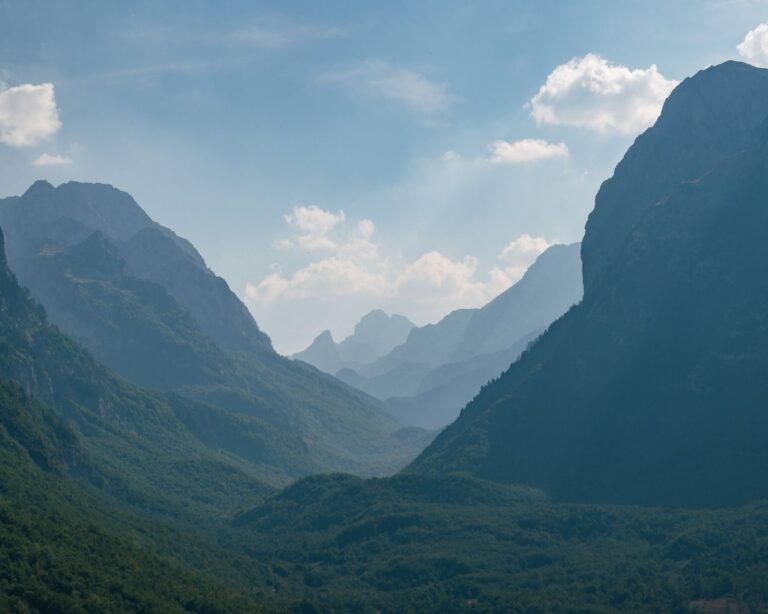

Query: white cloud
[488,138,569,164]
[738,23,768,67]
[323,60,456,117]
[248,207,551,311]
[0,82,62,147]
[246,257,388,302]
[282,205,345,251]
[33,152,73,167]
[530,54,677,135]
[394,252,487,306]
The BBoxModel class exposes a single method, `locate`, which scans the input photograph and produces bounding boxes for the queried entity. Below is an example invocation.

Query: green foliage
[234,473,768,613]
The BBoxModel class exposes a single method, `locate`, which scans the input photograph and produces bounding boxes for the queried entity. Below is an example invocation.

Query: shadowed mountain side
[408,61,768,508]
[0,223,279,515]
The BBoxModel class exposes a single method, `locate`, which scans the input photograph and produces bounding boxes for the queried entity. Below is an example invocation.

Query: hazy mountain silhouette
[410,61,768,508]
[292,310,414,374]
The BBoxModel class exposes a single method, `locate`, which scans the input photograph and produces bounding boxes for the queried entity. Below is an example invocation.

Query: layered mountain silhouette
[292,310,415,374]
[334,243,583,428]
[0,181,430,479]
[410,61,768,507]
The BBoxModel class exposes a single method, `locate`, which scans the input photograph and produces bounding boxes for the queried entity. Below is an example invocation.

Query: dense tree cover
[235,474,768,613]
[0,378,269,612]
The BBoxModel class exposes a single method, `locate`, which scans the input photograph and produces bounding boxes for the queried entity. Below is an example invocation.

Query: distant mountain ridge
[409,61,768,507]
[292,310,415,374]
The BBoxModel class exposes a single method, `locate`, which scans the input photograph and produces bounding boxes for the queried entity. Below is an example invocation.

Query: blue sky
[1,0,768,352]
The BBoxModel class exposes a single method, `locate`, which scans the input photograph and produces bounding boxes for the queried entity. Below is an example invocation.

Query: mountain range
[0,181,431,481]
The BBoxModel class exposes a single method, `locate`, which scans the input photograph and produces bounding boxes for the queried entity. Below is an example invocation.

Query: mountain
[409,61,768,508]
[336,243,582,427]
[453,243,583,360]
[383,329,541,429]
[0,181,431,479]
[0,378,264,611]
[0,220,286,512]
[292,309,415,374]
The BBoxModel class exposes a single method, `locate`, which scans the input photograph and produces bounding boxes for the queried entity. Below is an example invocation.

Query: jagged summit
[21,179,56,199]
[293,310,415,373]
[13,180,154,242]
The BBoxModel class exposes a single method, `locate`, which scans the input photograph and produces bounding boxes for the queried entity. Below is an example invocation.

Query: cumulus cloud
[0,82,62,147]
[247,205,553,318]
[738,23,768,67]
[488,138,569,164]
[323,60,456,117]
[33,152,73,167]
[246,258,388,302]
[394,252,487,306]
[281,204,346,251]
[530,54,677,135]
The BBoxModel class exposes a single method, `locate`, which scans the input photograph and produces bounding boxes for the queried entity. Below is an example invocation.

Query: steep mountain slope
[0,223,284,513]
[293,310,415,374]
[409,61,768,508]
[0,181,431,478]
[0,378,265,611]
[19,230,234,391]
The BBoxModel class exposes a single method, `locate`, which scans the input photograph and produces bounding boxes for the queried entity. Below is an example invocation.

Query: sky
[2,0,768,353]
